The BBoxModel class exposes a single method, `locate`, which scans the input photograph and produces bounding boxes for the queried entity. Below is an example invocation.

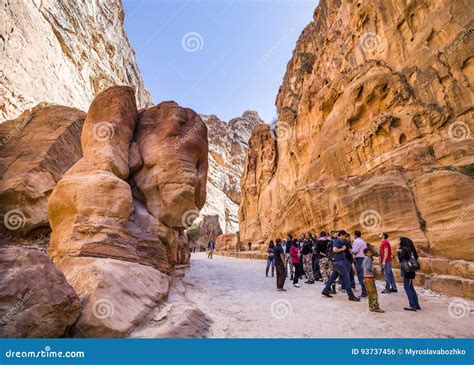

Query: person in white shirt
[352,230,368,297]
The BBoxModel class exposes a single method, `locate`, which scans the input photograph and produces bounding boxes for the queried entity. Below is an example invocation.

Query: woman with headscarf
[397,237,421,311]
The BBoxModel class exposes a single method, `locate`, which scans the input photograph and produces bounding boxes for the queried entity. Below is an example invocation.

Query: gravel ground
[184,253,473,338]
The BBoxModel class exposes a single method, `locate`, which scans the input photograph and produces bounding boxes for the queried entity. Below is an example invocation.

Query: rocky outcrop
[200,111,262,233]
[47,86,208,337]
[0,246,81,338]
[215,233,239,252]
[239,0,473,296]
[0,104,85,238]
[0,0,152,122]
[191,215,222,250]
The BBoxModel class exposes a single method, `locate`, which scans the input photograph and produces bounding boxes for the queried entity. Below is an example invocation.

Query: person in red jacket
[290,239,303,288]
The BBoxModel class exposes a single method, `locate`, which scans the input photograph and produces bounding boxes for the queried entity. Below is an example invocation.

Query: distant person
[398,237,420,311]
[274,238,286,291]
[321,230,360,301]
[352,230,368,297]
[248,241,252,251]
[285,234,294,280]
[380,233,398,293]
[207,240,215,259]
[362,248,384,313]
[290,239,303,288]
[266,240,275,277]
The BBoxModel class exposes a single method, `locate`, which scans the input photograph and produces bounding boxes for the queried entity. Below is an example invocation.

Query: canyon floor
[184,253,473,338]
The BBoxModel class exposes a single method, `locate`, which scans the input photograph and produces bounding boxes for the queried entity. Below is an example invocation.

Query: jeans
[207,248,214,259]
[293,262,303,284]
[346,261,356,289]
[403,278,419,309]
[383,262,397,290]
[266,257,275,270]
[323,260,355,298]
[354,257,368,296]
[276,263,286,289]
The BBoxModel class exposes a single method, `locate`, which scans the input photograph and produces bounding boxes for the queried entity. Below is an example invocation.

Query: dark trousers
[293,263,303,284]
[354,257,368,295]
[346,261,355,289]
[276,263,286,289]
[403,277,419,309]
[312,255,322,280]
[323,261,355,297]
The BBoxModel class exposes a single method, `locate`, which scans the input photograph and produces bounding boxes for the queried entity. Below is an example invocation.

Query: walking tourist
[290,239,303,288]
[266,240,275,277]
[321,230,360,301]
[274,238,286,291]
[248,241,252,251]
[207,240,215,259]
[352,230,368,297]
[362,248,384,313]
[398,237,421,311]
[380,233,398,293]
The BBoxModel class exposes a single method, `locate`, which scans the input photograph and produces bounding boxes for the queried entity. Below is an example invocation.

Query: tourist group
[264,231,421,313]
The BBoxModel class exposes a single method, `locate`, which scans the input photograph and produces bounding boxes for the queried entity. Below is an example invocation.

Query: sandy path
[184,253,473,338]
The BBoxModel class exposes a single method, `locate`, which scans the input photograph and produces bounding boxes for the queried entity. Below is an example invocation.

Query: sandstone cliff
[239,0,473,297]
[199,111,262,233]
[0,0,152,122]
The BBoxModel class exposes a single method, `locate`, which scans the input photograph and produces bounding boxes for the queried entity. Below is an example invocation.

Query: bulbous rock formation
[239,0,474,297]
[47,86,208,336]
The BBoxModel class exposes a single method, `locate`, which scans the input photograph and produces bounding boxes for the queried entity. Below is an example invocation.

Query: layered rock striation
[239,0,474,297]
[0,0,152,122]
[200,111,262,233]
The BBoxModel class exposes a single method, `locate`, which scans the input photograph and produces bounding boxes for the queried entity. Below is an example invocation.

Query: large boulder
[47,86,208,336]
[0,246,81,338]
[0,104,85,235]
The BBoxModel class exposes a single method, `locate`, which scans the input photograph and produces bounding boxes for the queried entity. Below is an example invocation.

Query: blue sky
[122,0,318,122]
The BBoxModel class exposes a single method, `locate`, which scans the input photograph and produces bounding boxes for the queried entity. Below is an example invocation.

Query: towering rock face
[0,0,152,122]
[200,111,262,233]
[239,0,473,296]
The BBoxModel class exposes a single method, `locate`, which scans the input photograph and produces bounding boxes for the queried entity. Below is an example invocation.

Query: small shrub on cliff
[186,224,200,243]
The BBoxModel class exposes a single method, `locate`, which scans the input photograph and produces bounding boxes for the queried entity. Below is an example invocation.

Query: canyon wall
[239,0,473,297]
[0,0,152,122]
[199,111,262,233]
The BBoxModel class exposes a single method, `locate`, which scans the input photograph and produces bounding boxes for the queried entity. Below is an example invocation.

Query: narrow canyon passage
[184,253,473,338]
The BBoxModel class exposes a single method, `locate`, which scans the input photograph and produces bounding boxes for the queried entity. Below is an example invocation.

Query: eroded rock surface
[0,104,85,236]
[0,0,152,122]
[239,0,474,297]
[200,112,262,233]
[47,86,209,336]
[0,246,81,338]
